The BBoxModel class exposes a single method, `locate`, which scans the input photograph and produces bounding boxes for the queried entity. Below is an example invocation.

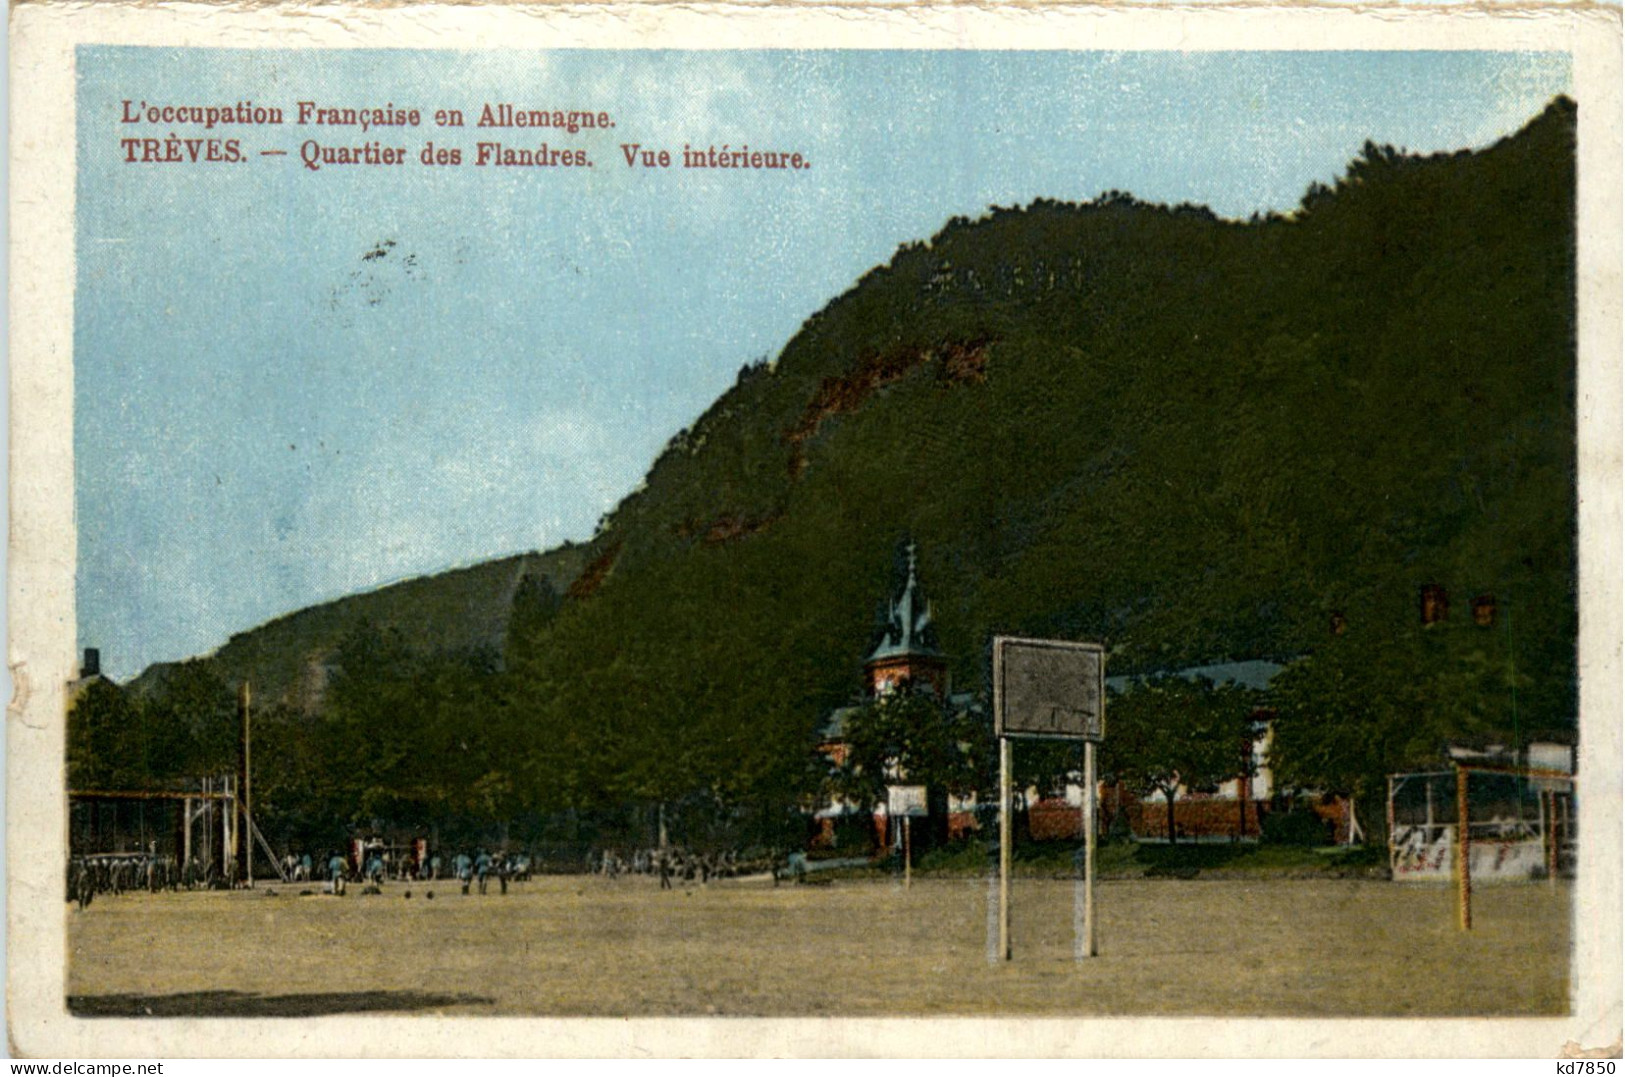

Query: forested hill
[511,97,1576,759]
[112,97,1575,821]
[124,546,591,710]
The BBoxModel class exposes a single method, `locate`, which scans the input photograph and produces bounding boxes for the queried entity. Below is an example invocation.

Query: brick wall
[1026,790,1264,842]
[1119,796,1261,841]
[1028,801,1088,841]
[812,794,1350,848]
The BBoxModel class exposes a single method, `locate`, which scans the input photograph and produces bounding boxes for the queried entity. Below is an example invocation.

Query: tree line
[70,585,1545,853]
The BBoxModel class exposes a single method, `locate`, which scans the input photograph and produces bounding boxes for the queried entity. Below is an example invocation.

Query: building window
[1420,584,1449,626]
[1471,594,1496,628]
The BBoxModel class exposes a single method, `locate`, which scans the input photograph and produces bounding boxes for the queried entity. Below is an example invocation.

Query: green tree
[830,682,981,848]
[67,680,140,789]
[1269,618,1528,844]
[505,573,564,658]
[1106,676,1258,843]
[139,660,238,781]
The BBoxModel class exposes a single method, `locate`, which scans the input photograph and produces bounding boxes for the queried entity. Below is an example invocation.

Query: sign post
[992,636,1105,960]
[998,738,1012,959]
[904,816,912,888]
[1456,764,1471,931]
[887,785,927,890]
[1083,739,1097,958]
[238,680,252,888]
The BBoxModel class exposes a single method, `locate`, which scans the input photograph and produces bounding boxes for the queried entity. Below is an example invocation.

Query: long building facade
[814,546,1353,851]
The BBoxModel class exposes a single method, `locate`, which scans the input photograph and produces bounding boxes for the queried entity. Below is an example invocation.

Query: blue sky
[75,48,1572,681]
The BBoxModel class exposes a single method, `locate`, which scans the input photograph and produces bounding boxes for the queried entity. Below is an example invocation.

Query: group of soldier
[67,842,540,907]
[593,846,767,889]
[286,847,534,897]
[68,841,818,908]
[66,848,234,909]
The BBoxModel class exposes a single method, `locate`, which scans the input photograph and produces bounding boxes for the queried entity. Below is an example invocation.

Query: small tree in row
[1105,676,1261,843]
[828,683,987,849]
[829,675,1263,847]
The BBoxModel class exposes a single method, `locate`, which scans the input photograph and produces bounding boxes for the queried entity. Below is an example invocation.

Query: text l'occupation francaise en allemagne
[118,100,813,174]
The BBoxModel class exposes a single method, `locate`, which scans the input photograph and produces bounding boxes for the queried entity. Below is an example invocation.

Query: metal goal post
[1387,763,1576,930]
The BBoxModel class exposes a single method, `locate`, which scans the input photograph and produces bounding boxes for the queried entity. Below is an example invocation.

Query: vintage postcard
[8,0,1622,1059]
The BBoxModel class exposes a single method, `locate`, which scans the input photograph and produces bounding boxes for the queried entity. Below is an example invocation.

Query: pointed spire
[868,540,943,662]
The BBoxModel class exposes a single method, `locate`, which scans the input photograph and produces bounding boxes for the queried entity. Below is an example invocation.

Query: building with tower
[862,542,948,699]
[809,544,1354,853]
[814,544,981,849]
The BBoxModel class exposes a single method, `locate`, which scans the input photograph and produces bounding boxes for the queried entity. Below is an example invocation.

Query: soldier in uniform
[68,859,93,910]
[327,851,348,895]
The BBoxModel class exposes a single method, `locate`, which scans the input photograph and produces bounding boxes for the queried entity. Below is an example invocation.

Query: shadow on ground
[68,990,494,1017]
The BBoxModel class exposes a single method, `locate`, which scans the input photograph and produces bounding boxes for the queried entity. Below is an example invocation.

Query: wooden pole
[207,778,217,875]
[1456,765,1472,931]
[1544,790,1559,886]
[1387,774,1397,874]
[247,813,290,882]
[1424,775,1434,840]
[904,816,912,890]
[68,789,234,801]
[238,681,253,887]
[1558,791,1567,873]
[999,736,1012,961]
[200,778,209,874]
[222,776,233,884]
[1083,739,1097,958]
[1455,763,1575,782]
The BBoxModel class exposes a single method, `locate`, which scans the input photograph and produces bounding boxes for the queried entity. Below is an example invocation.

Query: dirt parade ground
[66,875,1571,1018]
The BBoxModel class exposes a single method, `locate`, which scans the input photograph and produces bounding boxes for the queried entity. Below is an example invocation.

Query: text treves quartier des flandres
[117,100,811,173]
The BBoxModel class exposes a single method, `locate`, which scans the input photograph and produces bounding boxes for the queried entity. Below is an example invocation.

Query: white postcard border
[9,1,1621,1058]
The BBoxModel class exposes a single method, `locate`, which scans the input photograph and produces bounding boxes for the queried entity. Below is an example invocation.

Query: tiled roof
[1106,657,1286,693]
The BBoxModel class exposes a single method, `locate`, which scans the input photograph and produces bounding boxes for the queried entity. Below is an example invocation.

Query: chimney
[81,648,101,679]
